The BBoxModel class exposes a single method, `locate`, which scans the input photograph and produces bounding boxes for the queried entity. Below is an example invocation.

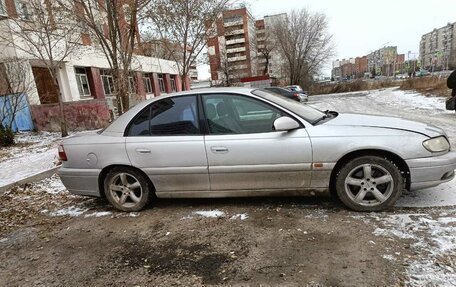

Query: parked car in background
[59,87,456,213]
[286,85,309,101]
[265,87,308,102]
[415,69,430,77]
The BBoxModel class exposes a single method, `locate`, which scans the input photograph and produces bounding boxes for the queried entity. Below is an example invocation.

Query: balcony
[226,46,246,54]
[224,19,243,27]
[227,55,247,62]
[226,38,245,45]
[225,29,244,36]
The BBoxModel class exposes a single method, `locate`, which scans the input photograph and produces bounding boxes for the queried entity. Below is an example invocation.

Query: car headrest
[206,103,216,119]
[217,102,228,116]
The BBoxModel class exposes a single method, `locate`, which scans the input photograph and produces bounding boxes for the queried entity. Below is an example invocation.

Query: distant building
[420,22,456,71]
[207,7,259,86]
[355,56,368,78]
[332,58,355,80]
[206,8,287,86]
[367,46,398,76]
[263,13,287,79]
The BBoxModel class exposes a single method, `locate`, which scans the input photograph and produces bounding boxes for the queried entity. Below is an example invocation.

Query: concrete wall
[30,99,111,132]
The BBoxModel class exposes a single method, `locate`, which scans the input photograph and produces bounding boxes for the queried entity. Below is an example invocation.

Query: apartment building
[0,0,188,128]
[366,46,398,75]
[207,7,259,86]
[420,22,456,71]
[263,13,287,79]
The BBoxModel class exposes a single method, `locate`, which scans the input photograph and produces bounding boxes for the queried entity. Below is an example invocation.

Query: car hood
[323,113,445,137]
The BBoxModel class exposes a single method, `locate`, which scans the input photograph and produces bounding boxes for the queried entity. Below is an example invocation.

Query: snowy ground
[0,132,61,188]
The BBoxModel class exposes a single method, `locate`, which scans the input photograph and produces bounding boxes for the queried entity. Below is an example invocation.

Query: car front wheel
[104,167,151,212]
[335,156,404,211]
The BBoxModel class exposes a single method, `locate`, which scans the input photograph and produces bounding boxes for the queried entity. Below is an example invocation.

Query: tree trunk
[51,69,68,137]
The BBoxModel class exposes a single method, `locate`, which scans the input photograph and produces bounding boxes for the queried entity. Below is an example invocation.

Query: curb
[0,166,60,194]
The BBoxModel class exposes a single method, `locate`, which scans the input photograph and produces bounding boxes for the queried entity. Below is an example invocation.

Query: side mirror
[273,116,300,132]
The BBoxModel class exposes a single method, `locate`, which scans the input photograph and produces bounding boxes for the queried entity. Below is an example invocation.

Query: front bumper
[406,151,456,191]
[58,167,102,197]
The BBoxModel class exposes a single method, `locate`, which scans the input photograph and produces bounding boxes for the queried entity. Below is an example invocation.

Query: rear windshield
[252,89,324,124]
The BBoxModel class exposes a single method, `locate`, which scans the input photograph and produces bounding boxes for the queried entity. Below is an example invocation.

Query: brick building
[355,56,368,78]
[207,7,259,86]
[0,0,190,131]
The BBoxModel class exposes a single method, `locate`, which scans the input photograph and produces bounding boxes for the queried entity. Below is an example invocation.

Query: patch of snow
[31,175,67,195]
[230,213,249,220]
[361,212,456,286]
[48,206,88,217]
[382,254,396,261]
[84,211,112,218]
[193,210,225,218]
[397,178,456,208]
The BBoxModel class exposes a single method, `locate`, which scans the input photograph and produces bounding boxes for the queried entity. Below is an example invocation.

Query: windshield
[252,89,325,124]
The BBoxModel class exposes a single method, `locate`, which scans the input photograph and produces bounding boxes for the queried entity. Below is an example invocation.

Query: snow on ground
[0,131,96,189]
[0,132,61,188]
[355,212,456,286]
[193,210,226,218]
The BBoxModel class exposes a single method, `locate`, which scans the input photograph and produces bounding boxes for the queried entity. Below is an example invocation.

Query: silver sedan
[58,88,456,212]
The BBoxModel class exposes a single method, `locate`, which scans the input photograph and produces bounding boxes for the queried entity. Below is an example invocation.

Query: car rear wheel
[104,167,151,212]
[335,156,403,211]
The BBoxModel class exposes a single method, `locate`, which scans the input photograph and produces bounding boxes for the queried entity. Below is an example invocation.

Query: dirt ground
[1,88,456,286]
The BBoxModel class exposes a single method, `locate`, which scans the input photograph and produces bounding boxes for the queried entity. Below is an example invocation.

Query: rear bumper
[58,167,102,197]
[407,151,456,191]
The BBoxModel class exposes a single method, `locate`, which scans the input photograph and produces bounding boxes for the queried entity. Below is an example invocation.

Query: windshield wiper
[312,110,331,125]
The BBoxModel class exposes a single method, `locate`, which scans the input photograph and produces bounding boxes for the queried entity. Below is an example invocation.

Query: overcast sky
[197,0,456,79]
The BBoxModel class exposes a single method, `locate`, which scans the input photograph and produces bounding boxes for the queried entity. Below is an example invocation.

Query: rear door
[202,93,313,192]
[125,95,209,196]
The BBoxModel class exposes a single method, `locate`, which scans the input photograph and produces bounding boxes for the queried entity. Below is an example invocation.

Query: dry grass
[309,77,452,98]
[309,79,396,95]
[399,76,451,97]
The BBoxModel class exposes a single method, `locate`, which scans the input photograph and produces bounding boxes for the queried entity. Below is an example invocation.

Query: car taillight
[293,93,299,97]
[58,144,67,161]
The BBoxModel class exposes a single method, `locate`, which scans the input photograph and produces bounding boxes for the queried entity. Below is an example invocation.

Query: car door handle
[135,148,151,154]
[211,146,229,154]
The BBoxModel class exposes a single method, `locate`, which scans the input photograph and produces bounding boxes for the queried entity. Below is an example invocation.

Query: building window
[143,75,153,94]
[75,67,91,97]
[0,0,7,16]
[15,0,31,20]
[100,70,114,96]
[170,77,177,92]
[158,74,165,93]
[128,76,136,94]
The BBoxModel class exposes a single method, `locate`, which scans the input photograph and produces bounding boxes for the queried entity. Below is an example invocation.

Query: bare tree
[258,31,275,76]
[217,48,232,87]
[0,0,82,136]
[60,0,150,115]
[145,0,229,89]
[0,58,35,130]
[272,9,334,86]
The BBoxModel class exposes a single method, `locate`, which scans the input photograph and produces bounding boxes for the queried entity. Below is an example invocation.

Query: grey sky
[197,0,456,79]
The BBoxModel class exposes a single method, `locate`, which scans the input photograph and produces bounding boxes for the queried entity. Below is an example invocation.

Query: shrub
[0,125,14,147]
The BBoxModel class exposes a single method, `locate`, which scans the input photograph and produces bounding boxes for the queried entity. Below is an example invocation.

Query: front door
[201,93,313,192]
[125,95,209,196]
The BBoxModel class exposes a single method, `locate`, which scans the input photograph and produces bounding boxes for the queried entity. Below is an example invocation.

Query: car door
[201,93,313,192]
[125,95,209,196]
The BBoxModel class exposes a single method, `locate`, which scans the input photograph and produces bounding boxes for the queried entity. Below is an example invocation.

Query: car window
[202,94,284,134]
[127,96,200,136]
[253,89,325,123]
[127,106,151,136]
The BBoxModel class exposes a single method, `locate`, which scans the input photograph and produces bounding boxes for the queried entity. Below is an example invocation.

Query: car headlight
[423,136,450,152]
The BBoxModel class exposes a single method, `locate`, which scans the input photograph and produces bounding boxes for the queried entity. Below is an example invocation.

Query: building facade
[0,0,189,114]
[207,8,259,86]
[420,22,456,71]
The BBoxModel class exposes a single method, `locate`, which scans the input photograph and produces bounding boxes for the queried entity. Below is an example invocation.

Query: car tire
[103,167,151,212]
[335,156,403,212]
